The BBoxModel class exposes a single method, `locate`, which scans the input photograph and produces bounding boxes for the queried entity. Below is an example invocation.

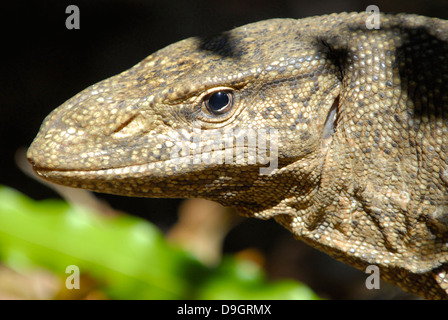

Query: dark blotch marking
[198,32,245,59]
[396,27,448,121]
[248,109,257,119]
[300,131,311,141]
[317,38,349,81]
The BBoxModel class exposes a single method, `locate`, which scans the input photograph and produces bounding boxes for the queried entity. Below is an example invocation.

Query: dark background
[2,0,447,299]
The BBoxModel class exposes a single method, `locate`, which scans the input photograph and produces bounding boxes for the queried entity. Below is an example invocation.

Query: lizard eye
[204,90,233,115]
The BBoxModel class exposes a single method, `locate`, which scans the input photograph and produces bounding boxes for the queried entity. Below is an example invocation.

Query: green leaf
[197,257,320,299]
[0,185,319,300]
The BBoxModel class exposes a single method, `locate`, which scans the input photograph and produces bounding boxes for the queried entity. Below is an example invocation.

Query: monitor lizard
[27,12,448,299]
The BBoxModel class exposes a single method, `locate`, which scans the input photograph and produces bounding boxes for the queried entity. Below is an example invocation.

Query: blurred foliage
[0,185,319,300]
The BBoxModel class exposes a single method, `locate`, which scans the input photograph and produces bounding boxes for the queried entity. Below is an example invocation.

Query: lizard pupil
[206,91,233,114]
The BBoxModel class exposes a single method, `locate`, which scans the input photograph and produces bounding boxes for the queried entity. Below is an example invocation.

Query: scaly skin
[28,12,448,299]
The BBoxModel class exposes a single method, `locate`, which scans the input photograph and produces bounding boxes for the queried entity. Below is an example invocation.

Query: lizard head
[27,18,340,216]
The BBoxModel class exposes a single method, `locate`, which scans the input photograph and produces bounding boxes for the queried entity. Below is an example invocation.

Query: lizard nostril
[111,113,147,139]
[112,113,140,134]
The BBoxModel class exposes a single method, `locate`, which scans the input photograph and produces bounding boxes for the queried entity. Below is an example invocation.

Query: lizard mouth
[28,144,279,192]
[28,152,271,199]
[31,162,148,179]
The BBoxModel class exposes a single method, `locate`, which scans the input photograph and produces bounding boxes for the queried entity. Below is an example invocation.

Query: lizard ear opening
[322,95,339,150]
